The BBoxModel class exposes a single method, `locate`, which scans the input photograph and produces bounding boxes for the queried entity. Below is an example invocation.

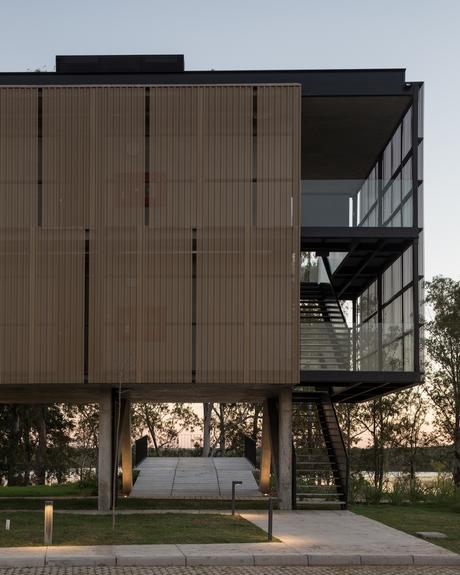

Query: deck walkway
[130,457,262,498]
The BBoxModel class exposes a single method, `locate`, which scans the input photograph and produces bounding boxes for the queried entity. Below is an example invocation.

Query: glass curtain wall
[356,85,424,373]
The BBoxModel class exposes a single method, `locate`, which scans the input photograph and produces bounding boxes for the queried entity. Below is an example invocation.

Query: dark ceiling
[301,96,411,194]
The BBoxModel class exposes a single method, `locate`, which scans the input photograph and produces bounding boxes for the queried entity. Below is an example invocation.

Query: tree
[209,403,262,456]
[0,404,73,486]
[132,403,199,455]
[356,393,407,494]
[64,404,100,482]
[425,276,460,487]
[393,386,430,487]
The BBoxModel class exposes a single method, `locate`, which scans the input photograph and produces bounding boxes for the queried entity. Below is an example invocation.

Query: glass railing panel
[300,323,416,372]
[301,179,417,228]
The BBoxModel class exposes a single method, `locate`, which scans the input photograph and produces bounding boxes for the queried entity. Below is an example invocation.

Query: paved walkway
[1,568,460,574]
[131,457,261,498]
[241,510,459,562]
[0,510,459,567]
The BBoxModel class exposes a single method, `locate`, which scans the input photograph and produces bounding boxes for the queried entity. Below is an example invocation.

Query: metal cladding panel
[194,85,300,385]
[0,230,31,383]
[32,229,85,383]
[89,227,139,384]
[42,87,144,228]
[0,88,37,228]
[149,86,199,229]
[251,86,300,385]
[196,86,252,385]
[140,228,192,383]
[0,84,299,387]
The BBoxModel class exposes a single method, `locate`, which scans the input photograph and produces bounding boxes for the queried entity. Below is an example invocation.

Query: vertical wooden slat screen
[251,86,300,384]
[0,230,30,383]
[0,84,299,387]
[140,228,192,383]
[33,230,85,383]
[42,89,92,228]
[0,89,36,383]
[0,89,37,228]
[142,87,197,383]
[89,227,139,383]
[196,87,252,384]
[42,87,144,228]
[93,88,144,228]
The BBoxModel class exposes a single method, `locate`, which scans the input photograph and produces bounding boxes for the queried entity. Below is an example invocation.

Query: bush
[348,473,383,504]
[348,472,457,506]
[386,475,426,505]
[423,473,456,503]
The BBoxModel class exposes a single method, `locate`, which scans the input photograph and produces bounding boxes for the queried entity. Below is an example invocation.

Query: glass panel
[418,85,424,139]
[402,197,412,227]
[391,210,401,227]
[383,337,403,371]
[392,173,401,212]
[403,287,413,326]
[402,246,413,287]
[392,125,401,172]
[418,231,424,276]
[402,161,412,199]
[418,184,423,227]
[383,142,392,185]
[383,187,392,221]
[404,333,414,371]
[418,141,423,181]
[402,106,412,158]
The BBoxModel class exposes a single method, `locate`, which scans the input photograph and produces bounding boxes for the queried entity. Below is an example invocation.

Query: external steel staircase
[300,282,350,371]
[292,394,348,509]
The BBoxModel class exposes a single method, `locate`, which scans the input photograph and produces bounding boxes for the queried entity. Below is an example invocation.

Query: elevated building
[0,55,424,509]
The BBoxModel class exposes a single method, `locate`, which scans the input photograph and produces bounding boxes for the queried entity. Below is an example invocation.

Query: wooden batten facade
[0,84,300,387]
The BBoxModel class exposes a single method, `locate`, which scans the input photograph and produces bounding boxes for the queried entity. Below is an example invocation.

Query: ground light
[44,500,53,545]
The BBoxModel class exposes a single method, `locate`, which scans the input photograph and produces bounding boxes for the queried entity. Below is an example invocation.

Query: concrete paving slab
[360,554,414,565]
[308,554,362,565]
[412,554,460,565]
[241,510,459,560]
[417,531,449,539]
[0,547,46,567]
[45,545,115,566]
[177,544,254,566]
[114,544,185,566]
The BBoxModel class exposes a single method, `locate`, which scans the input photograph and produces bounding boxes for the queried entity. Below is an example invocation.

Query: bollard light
[231,480,243,515]
[44,500,54,546]
[267,497,274,541]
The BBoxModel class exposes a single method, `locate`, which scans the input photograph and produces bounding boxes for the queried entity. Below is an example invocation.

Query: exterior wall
[0,84,300,386]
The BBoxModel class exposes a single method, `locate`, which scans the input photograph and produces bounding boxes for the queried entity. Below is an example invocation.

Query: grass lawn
[352,503,460,555]
[0,497,271,511]
[0,512,269,547]
[0,484,96,498]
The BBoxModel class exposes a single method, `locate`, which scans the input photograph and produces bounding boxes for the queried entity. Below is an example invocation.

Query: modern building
[0,55,424,510]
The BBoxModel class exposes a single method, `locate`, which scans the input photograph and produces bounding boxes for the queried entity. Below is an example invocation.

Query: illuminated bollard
[231,480,242,515]
[267,497,274,541]
[44,501,54,546]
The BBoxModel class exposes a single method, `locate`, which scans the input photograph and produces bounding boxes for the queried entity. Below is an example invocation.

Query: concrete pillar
[259,400,272,493]
[120,399,133,495]
[278,388,292,510]
[98,390,113,511]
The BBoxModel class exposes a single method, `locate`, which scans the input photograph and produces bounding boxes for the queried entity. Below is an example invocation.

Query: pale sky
[1,0,459,282]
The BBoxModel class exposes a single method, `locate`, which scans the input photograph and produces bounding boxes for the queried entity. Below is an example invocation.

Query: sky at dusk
[1,0,459,281]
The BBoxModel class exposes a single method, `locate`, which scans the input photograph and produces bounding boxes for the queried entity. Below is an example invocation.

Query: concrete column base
[98,390,113,511]
[120,398,133,495]
[259,400,272,493]
[278,388,293,510]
